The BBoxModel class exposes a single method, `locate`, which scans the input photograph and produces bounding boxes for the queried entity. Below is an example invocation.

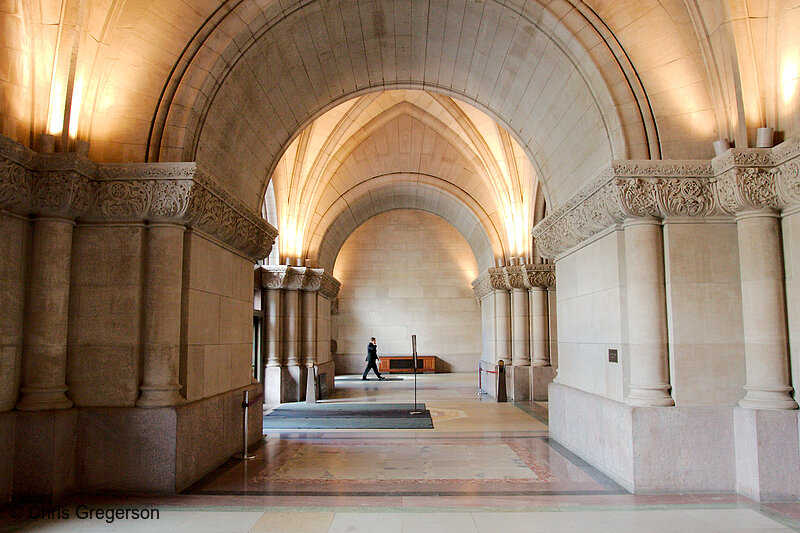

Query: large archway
[142,0,680,211]
[331,209,482,374]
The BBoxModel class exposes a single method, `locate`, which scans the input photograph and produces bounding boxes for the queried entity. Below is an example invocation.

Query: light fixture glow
[68,77,83,139]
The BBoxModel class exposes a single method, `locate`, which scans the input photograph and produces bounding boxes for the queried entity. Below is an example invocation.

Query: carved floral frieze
[533,143,800,258]
[258,265,341,299]
[0,137,277,260]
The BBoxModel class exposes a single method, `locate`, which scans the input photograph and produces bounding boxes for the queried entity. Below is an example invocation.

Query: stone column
[510,289,530,366]
[493,289,511,365]
[137,223,185,408]
[16,217,75,411]
[529,287,549,366]
[283,289,300,367]
[301,290,317,367]
[283,287,304,401]
[736,210,797,409]
[264,289,282,368]
[623,218,674,407]
[262,287,282,404]
[509,285,531,401]
[547,288,558,365]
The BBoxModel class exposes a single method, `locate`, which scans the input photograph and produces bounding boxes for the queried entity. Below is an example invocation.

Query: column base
[306,366,318,403]
[734,407,800,502]
[626,384,675,407]
[136,386,186,408]
[549,382,735,493]
[739,386,798,410]
[530,365,556,401]
[283,365,307,403]
[508,365,531,401]
[264,366,284,404]
[15,387,73,411]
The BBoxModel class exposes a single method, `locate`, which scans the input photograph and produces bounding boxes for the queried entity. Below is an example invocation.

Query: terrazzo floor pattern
[3,374,800,532]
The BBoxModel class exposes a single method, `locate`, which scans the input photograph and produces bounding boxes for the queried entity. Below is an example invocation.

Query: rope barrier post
[236,389,256,460]
[496,360,507,403]
[410,334,422,415]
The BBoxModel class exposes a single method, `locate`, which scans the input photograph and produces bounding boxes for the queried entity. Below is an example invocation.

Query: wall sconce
[756,127,774,148]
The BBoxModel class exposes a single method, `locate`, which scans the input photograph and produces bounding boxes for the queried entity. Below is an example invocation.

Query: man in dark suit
[362,337,385,380]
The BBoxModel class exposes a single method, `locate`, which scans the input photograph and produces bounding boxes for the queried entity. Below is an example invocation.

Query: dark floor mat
[263,402,433,429]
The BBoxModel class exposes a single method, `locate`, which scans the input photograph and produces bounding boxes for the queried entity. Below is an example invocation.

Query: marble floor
[3,374,800,532]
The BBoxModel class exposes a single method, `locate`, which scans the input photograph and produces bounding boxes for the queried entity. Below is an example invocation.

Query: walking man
[362,337,385,380]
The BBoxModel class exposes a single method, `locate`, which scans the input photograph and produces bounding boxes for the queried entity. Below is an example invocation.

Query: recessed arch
[145,0,662,211]
[314,177,501,273]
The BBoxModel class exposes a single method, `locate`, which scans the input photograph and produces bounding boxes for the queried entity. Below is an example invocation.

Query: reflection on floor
[4,374,800,532]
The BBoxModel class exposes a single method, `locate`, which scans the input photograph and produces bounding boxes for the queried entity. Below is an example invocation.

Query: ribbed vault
[266,90,541,267]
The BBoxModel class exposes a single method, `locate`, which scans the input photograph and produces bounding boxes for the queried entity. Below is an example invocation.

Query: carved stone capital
[319,271,341,300]
[258,265,340,298]
[473,264,556,297]
[261,266,289,289]
[0,136,277,260]
[505,265,527,290]
[521,264,556,288]
[488,267,511,291]
[471,272,493,299]
[533,140,800,258]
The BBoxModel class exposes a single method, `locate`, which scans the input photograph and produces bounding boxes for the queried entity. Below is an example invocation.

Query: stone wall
[332,210,481,374]
[67,224,145,406]
[554,230,627,402]
[183,232,254,402]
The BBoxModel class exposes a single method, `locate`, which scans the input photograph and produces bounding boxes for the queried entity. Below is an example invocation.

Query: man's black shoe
[378,376,386,380]
[362,377,367,380]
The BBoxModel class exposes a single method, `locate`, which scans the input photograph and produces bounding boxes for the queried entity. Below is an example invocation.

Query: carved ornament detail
[472,264,555,297]
[533,144,800,258]
[257,266,340,299]
[0,139,277,260]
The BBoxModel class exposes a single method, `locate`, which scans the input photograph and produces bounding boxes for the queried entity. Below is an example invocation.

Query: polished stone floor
[3,374,800,532]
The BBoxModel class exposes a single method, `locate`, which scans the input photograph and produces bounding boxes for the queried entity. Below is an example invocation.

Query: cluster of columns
[620,208,797,411]
[257,265,340,403]
[12,215,188,411]
[473,263,556,401]
[1,145,278,416]
[622,209,797,409]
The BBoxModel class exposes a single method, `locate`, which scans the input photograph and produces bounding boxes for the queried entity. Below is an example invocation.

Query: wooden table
[379,355,436,373]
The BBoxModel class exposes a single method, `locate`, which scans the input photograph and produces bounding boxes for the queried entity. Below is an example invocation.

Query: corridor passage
[5,375,800,532]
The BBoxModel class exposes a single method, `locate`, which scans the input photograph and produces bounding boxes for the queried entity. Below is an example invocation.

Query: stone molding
[472,264,555,298]
[533,140,800,258]
[258,265,341,299]
[0,135,277,260]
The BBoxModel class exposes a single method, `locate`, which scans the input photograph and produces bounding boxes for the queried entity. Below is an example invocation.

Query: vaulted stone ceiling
[2,0,798,217]
[265,90,541,270]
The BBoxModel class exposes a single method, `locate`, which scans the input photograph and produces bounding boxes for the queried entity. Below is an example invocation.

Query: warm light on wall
[782,52,799,107]
[47,79,66,136]
[280,217,303,261]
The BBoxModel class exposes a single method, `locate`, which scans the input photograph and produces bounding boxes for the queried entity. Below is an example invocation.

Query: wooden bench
[379,355,436,373]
